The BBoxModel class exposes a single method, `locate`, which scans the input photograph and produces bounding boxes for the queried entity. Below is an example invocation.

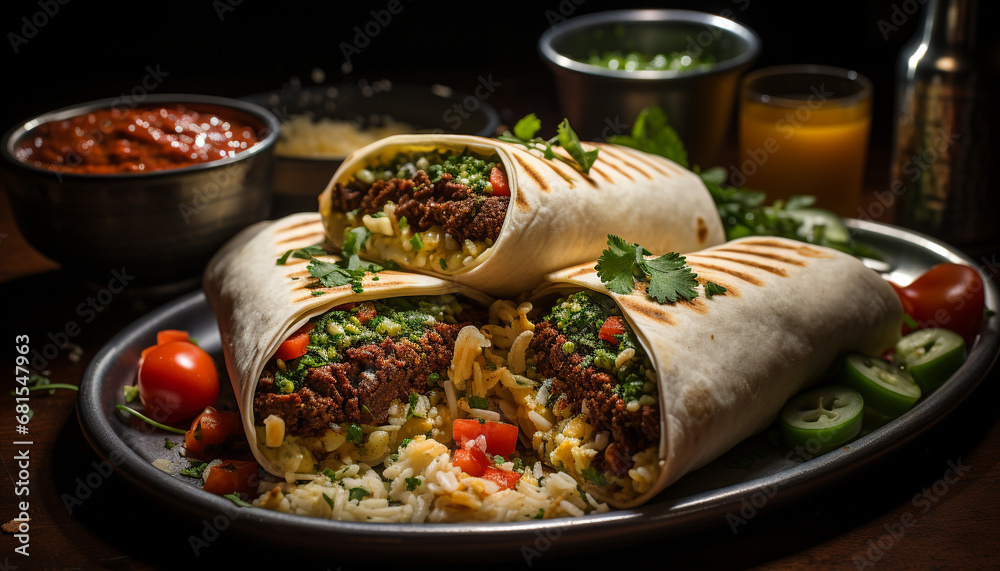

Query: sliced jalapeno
[894,328,966,391]
[840,353,921,418]
[779,385,864,454]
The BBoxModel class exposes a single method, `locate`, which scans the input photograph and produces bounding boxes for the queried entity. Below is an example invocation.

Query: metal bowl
[241,82,501,216]
[539,9,761,166]
[0,94,280,290]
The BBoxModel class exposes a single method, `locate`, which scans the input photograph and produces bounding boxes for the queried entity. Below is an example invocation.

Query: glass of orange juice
[737,65,872,217]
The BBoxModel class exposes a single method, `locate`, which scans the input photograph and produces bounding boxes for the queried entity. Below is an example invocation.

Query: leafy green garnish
[346,423,364,445]
[115,405,187,434]
[123,385,140,403]
[704,281,727,298]
[596,235,702,304]
[276,242,327,265]
[180,461,207,478]
[498,114,599,175]
[608,105,687,168]
[406,392,420,419]
[580,467,606,486]
[224,493,253,507]
[533,508,545,519]
[468,395,490,410]
[322,493,334,509]
[348,487,369,502]
[164,438,176,450]
[322,467,338,481]
[405,477,421,491]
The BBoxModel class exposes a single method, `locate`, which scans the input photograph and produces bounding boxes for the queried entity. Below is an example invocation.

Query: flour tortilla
[202,212,493,476]
[534,236,903,508]
[318,134,725,297]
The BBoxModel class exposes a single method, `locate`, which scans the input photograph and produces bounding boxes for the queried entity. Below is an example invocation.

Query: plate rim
[76,219,1000,558]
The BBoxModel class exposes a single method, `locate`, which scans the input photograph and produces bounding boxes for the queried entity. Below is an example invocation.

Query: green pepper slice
[894,328,966,391]
[779,385,864,454]
[839,353,921,418]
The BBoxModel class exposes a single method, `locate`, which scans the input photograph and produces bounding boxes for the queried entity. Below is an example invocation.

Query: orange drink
[737,66,872,217]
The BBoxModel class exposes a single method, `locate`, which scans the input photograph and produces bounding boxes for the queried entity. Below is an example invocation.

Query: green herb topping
[498,114,599,175]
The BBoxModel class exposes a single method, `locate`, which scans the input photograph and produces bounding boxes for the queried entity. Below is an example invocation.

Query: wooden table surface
[1,91,998,570]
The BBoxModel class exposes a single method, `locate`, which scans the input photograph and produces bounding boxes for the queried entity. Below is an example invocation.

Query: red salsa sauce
[14,105,261,174]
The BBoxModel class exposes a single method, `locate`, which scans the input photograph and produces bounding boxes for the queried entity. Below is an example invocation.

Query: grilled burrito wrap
[318,134,725,297]
[514,237,903,508]
[203,213,495,479]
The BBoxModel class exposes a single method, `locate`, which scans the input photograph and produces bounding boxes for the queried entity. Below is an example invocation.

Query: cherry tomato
[156,329,191,345]
[489,166,510,197]
[274,322,314,362]
[599,316,626,344]
[889,263,986,346]
[139,341,219,423]
[452,419,519,458]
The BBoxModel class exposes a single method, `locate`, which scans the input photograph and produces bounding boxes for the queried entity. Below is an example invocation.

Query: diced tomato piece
[202,460,259,496]
[184,406,242,458]
[355,302,377,325]
[452,418,483,447]
[489,166,510,197]
[274,322,314,361]
[599,316,626,344]
[452,446,488,477]
[157,329,191,345]
[482,422,519,457]
[482,466,522,490]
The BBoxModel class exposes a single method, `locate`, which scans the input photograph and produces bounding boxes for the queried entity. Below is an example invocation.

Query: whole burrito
[514,236,903,508]
[317,134,725,297]
[203,212,494,478]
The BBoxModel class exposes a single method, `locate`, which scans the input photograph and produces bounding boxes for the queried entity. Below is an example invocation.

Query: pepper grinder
[890,0,999,254]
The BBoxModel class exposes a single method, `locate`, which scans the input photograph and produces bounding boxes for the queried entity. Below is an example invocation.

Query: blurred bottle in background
[891,0,999,255]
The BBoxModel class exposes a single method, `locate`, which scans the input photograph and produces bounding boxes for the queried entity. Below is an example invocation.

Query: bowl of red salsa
[1,94,280,289]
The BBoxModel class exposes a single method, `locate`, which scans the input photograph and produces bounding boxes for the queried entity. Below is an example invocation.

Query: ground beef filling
[530,321,660,477]
[328,170,508,243]
[254,320,475,437]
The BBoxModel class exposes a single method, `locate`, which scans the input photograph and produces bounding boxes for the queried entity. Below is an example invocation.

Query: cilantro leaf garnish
[704,281,727,298]
[276,242,328,265]
[468,395,490,409]
[595,235,644,295]
[224,493,253,507]
[498,115,599,175]
[595,235,713,305]
[348,487,369,502]
[346,423,364,445]
[179,461,207,478]
[405,477,421,491]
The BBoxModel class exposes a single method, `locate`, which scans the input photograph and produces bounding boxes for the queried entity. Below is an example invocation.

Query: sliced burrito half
[318,134,725,297]
[515,237,903,507]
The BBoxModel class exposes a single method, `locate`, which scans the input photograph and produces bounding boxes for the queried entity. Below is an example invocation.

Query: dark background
[2,0,937,152]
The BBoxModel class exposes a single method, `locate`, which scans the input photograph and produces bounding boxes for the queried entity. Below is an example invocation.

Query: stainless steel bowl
[539,9,761,166]
[1,94,280,289]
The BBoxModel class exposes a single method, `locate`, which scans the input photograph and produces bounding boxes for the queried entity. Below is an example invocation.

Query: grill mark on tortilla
[594,145,652,180]
[685,261,765,286]
[564,265,594,279]
[696,254,789,276]
[513,155,550,192]
[740,239,828,258]
[614,145,673,178]
[598,159,634,182]
[674,296,708,314]
[710,248,807,267]
[588,164,614,183]
[619,286,675,324]
[515,189,530,212]
[547,156,597,188]
[276,231,326,246]
[278,219,323,234]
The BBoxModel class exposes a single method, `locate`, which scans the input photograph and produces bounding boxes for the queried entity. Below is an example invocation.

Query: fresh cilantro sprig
[275,230,389,294]
[596,235,726,304]
[608,105,688,168]
[498,114,599,175]
[276,242,327,265]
